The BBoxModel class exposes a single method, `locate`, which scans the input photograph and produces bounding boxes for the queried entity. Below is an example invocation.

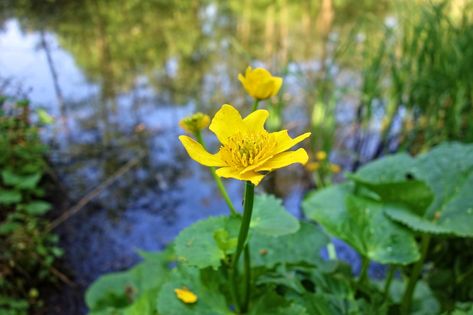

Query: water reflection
[0,0,391,313]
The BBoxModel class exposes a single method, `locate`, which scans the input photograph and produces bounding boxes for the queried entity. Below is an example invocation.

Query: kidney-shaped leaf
[387,143,473,237]
[303,185,420,265]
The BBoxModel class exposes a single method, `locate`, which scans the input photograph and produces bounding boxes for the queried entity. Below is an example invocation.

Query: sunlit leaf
[1,170,42,190]
[303,184,420,265]
[24,201,52,215]
[351,153,434,216]
[250,194,300,237]
[385,143,473,237]
[36,108,55,125]
[174,216,239,269]
[156,267,231,315]
[0,189,22,204]
[250,222,329,268]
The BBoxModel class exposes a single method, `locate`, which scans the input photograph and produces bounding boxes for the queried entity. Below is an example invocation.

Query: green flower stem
[358,256,370,286]
[194,131,237,216]
[242,245,251,313]
[326,241,337,260]
[252,99,260,112]
[232,181,255,313]
[401,234,431,315]
[383,265,396,301]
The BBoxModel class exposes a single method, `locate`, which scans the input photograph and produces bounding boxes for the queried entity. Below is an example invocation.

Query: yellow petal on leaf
[272,130,311,154]
[209,104,245,144]
[243,109,269,132]
[179,135,226,167]
[174,288,198,304]
[215,167,265,186]
[255,148,309,172]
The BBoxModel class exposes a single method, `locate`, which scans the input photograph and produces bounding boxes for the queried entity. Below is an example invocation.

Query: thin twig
[46,153,144,231]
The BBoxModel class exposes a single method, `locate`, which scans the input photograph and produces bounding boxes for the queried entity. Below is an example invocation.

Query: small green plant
[0,96,62,314]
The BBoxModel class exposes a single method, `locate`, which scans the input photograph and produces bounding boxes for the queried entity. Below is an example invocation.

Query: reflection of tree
[3,0,390,105]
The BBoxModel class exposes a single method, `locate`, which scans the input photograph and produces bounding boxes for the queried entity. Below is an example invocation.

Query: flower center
[220,131,277,169]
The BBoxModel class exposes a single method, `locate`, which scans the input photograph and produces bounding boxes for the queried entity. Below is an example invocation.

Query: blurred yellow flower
[330,163,341,174]
[316,151,327,161]
[174,287,198,304]
[179,104,310,185]
[305,161,320,172]
[238,67,283,100]
[179,112,210,134]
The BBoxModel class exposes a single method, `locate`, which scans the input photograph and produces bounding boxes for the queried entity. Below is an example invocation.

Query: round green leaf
[303,185,420,265]
[250,194,300,237]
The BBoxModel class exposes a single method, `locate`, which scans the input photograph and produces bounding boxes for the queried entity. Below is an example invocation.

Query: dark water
[0,1,394,313]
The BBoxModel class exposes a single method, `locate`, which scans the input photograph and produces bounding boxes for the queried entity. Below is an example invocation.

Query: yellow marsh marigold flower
[315,151,327,161]
[179,104,310,185]
[238,67,283,100]
[330,163,341,174]
[174,287,198,304]
[179,112,210,134]
[305,161,320,172]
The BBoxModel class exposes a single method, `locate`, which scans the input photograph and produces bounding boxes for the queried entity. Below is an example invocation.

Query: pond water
[0,1,392,313]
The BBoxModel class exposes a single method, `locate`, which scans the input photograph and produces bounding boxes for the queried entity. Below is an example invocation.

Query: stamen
[220,131,277,169]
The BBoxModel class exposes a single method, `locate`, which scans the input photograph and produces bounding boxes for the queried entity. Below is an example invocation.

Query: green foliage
[353,143,473,237]
[250,222,328,269]
[386,280,440,315]
[250,194,300,237]
[86,250,172,315]
[174,216,239,269]
[303,184,420,265]
[0,96,61,314]
[86,142,473,315]
[175,194,300,270]
[157,267,231,315]
[303,142,473,314]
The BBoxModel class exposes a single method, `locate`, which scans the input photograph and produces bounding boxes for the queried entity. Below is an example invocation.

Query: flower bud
[179,112,210,134]
[238,67,283,100]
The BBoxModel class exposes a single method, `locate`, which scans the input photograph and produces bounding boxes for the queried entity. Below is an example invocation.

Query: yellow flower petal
[255,148,309,172]
[270,77,283,97]
[215,167,265,185]
[175,288,198,304]
[179,135,225,167]
[209,104,245,144]
[272,130,311,154]
[243,109,269,132]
